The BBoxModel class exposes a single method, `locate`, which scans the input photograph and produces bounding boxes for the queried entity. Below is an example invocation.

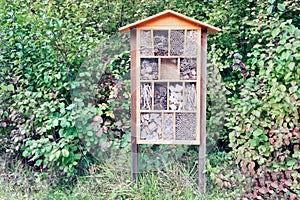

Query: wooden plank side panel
[199,28,207,192]
[130,28,138,183]
[196,27,202,144]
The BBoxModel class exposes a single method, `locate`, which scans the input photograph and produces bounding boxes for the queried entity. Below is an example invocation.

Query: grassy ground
[0,152,240,200]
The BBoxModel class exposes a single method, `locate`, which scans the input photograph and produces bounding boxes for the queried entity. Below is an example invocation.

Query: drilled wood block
[170,30,184,56]
[140,58,158,80]
[175,113,196,140]
[140,83,152,110]
[154,83,167,110]
[140,30,152,56]
[184,82,197,111]
[140,113,162,140]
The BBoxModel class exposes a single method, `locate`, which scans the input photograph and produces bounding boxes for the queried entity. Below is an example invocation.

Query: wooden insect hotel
[119,10,220,191]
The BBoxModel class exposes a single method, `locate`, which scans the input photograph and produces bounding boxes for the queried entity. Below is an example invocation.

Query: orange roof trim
[119,10,221,34]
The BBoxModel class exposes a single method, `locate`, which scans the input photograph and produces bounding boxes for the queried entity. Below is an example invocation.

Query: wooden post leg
[199,28,207,192]
[198,144,206,192]
[132,139,138,182]
[130,28,138,183]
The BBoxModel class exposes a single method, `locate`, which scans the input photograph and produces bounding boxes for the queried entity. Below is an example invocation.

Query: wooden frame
[136,27,201,145]
[120,9,220,192]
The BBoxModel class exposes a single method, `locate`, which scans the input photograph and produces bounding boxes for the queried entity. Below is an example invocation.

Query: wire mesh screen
[140,83,152,110]
[163,113,174,140]
[170,30,184,56]
[180,58,197,80]
[140,30,152,56]
[153,30,169,56]
[140,113,162,140]
[140,58,158,80]
[175,113,196,140]
[185,30,198,56]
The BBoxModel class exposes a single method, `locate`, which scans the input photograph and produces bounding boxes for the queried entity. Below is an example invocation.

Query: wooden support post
[130,28,138,183]
[199,28,207,192]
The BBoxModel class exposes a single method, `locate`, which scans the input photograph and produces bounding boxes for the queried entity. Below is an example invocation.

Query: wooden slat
[138,139,199,145]
[198,28,207,192]
[140,55,197,59]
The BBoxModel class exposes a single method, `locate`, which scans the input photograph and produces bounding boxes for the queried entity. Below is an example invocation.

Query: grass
[0,152,241,200]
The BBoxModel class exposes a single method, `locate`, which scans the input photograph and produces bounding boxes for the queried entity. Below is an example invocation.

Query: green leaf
[277,3,285,12]
[56,20,63,27]
[278,85,286,92]
[7,84,14,91]
[288,62,295,70]
[253,129,263,137]
[62,149,69,157]
[250,139,259,147]
[35,159,43,166]
[260,134,268,142]
[55,150,61,159]
[267,5,274,14]
[253,110,261,118]
[53,119,59,126]
[286,159,296,167]
[272,28,280,38]
[22,150,30,157]
[74,153,82,160]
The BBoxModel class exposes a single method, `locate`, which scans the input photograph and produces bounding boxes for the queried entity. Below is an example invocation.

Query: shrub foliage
[0,0,299,198]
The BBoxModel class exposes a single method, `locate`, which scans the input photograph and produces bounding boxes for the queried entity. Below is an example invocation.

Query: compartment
[184,82,197,111]
[153,30,168,56]
[175,113,196,140]
[185,30,198,56]
[169,82,183,110]
[140,83,152,110]
[163,113,174,140]
[154,82,167,110]
[140,58,158,80]
[180,58,197,80]
[140,30,152,56]
[140,113,162,140]
[170,30,185,56]
[160,58,179,80]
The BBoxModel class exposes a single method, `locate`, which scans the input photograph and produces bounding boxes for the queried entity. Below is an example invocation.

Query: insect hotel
[119,10,220,191]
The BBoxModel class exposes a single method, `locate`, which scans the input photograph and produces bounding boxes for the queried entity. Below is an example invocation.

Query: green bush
[226,10,300,200]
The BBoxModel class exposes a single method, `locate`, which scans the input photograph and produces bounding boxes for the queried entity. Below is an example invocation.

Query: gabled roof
[119,10,221,34]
